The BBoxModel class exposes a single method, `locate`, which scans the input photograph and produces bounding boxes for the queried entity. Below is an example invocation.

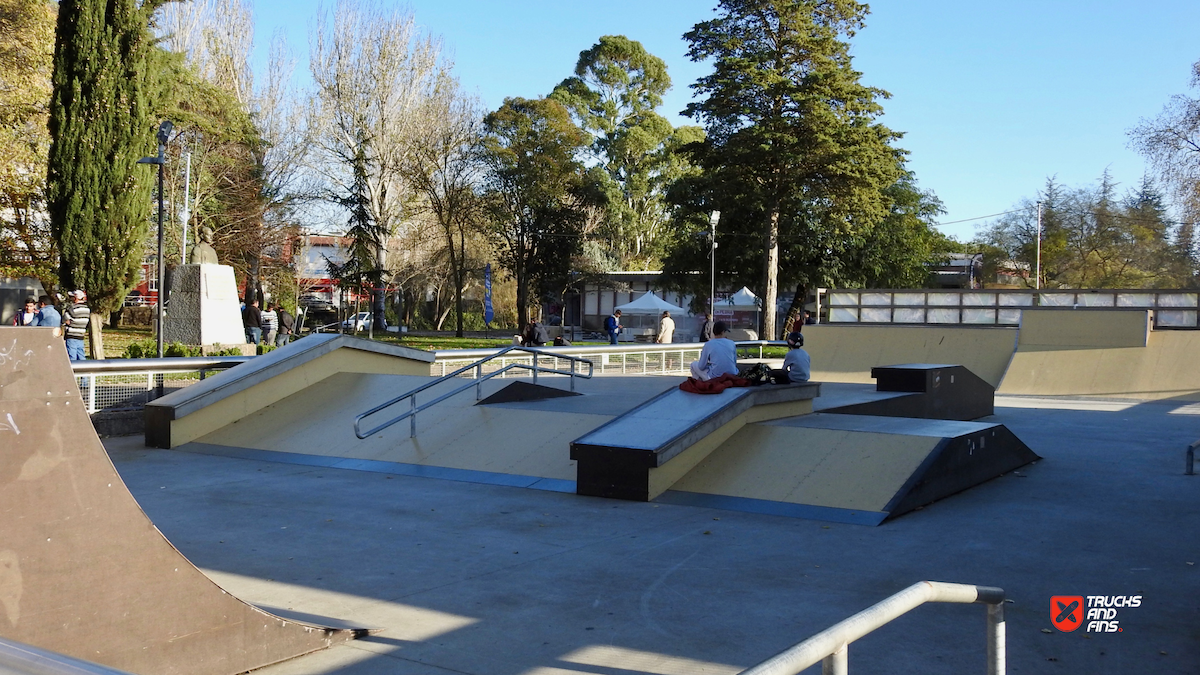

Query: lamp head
[157,120,174,145]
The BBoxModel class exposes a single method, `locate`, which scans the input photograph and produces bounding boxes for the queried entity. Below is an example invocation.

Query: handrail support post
[987,602,1005,675]
[821,644,847,675]
[476,364,483,401]
[532,353,538,385]
[409,396,416,438]
[1187,441,1197,475]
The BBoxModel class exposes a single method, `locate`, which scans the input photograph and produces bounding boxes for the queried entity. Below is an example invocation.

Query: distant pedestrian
[242,298,262,345]
[35,296,61,328]
[276,306,295,347]
[656,311,675,344]
[605,309,622,345]
[261,303,278,346]
[699,313,714,342]
[12,297,37,326]
[63,290,90,361]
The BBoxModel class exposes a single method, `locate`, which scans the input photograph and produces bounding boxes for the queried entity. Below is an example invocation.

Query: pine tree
[46,0,169,357]
[680,0,904,338]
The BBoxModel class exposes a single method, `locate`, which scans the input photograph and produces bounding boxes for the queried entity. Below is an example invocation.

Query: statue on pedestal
[188,226,219,265]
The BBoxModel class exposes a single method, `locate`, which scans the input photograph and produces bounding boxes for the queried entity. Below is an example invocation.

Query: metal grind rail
[740,581,1005,675]
[72,356,250,413]
[354,346,594,439]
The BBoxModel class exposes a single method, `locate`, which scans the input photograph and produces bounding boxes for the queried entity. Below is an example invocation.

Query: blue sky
[251,1,1200,241]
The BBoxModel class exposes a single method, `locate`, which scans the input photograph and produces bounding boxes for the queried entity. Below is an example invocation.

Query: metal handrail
[354,346,594,439]
[72,356,250,374]
[740,581,1005,675]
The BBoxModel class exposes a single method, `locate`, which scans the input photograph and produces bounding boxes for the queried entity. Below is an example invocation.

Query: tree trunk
[87,312,105,360]
[515,270,529,330]
[761,204,780,340]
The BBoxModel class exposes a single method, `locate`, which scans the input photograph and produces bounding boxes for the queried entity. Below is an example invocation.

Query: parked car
[341,311,378,332]
[299,294,333,311]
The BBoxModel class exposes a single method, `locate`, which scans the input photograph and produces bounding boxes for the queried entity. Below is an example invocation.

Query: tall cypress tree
[46,0,168,357]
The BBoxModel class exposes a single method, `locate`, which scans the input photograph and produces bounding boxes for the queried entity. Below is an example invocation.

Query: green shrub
[256,343,276,356]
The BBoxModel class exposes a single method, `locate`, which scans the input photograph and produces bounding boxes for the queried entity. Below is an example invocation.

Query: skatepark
[1,306,1197,674]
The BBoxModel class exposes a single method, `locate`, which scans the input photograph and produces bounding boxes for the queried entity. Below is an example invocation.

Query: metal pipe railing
[740,581,1005,675]
[71,356,250,374]
[354,346,593,439]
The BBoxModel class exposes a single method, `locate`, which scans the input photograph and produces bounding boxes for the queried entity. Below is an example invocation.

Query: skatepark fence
[739,581,1005,675]
[824,288,1198,328]
[72,356,248,413]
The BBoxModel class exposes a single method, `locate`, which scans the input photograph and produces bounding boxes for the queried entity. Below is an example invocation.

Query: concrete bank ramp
[661,413,1039,525]
[183,374,674,491]
[998,309,1200,400]
[146,334,435,449]
[0,327,357,675]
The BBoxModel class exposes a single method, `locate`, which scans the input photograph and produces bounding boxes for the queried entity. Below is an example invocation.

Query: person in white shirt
[656,311,675,344]
[689,321,738,380]
[781,331,810,382]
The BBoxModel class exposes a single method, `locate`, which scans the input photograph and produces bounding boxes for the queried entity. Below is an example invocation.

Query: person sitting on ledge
[689,320,738,381]
[775,331,810,383]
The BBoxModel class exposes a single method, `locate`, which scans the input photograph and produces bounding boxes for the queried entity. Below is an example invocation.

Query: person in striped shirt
[63,290,91,361]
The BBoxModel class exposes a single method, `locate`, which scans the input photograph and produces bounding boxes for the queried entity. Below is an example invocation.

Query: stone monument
[163,228,247,349]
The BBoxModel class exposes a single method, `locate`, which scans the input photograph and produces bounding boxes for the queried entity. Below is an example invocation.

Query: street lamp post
[709,210,720,317]
[138,120,173,362]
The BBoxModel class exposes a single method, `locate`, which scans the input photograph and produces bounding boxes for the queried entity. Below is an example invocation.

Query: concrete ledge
[570,381,820,501]
[145,334,434,448]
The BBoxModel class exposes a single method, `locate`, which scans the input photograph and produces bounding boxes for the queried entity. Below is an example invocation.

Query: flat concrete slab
[102,390,1200,675]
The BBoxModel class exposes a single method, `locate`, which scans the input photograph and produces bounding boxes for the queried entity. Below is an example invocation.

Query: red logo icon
[1051,596,1084,631]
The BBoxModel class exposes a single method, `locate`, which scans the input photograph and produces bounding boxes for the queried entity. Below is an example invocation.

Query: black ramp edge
[476,380,582,405]
[883,423,1040,519]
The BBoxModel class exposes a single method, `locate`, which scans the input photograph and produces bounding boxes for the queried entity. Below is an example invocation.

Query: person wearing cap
[63,290,91,361]
[779,331,810,383]
[11,297,37,326]
[35,295,61,328]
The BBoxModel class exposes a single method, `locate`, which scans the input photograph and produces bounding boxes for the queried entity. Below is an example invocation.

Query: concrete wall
[999,310,1200,400]
[803,324,1018,387]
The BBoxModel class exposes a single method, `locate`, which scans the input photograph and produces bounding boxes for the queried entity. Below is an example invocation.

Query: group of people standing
[241,298,295,347]
[10,290,91,361]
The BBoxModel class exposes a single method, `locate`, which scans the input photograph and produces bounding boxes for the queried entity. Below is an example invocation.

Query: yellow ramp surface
[670,424,939,512]
[803,324,1016,387]
[999,328,1200,400]
[196,372,619,481]
[660,413,1038,525]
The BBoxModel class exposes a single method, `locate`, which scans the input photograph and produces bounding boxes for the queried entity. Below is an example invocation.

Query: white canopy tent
[614,292,687,315]
[723,286,760,310]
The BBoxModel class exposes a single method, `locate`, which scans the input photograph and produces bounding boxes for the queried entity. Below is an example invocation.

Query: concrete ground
[103,383,1200,675]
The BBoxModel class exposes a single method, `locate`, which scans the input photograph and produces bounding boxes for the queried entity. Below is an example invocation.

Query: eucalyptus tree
[551,35,701,266]
[481,97,598,328]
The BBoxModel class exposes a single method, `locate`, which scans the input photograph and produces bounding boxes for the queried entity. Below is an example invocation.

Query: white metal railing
[355,346,594,438]
[823,288,1199,328]
[741,581,1005,675]
[71,342,787,415]
[72,357,247,414]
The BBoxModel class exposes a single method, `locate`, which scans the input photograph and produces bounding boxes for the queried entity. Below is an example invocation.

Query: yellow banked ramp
[661,413,1036,525]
